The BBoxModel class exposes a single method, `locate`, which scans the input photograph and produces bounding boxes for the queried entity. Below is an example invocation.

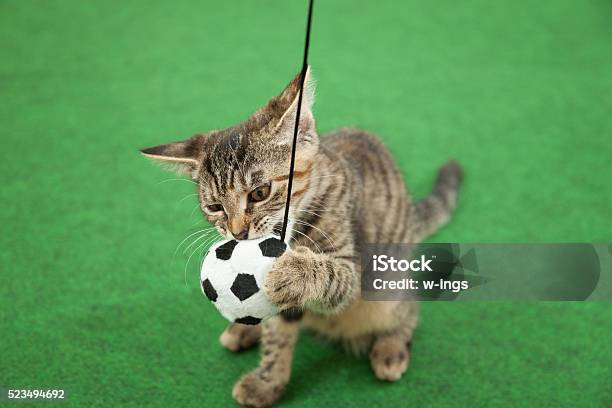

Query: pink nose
[229,217,249,240]
[232,228,249,240]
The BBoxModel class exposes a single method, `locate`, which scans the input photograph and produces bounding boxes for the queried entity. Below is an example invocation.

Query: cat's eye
[206,204,224,213]
[249,183,271,203]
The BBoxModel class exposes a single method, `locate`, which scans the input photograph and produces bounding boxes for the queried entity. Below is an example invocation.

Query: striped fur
[141,69,462,406]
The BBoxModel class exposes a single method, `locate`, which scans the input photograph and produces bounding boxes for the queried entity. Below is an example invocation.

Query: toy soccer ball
[200,235,286,325]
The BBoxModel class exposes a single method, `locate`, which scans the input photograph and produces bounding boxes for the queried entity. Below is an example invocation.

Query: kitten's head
[141,68,318,240]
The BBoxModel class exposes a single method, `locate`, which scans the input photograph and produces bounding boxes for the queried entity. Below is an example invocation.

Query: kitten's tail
[412,160,463,241]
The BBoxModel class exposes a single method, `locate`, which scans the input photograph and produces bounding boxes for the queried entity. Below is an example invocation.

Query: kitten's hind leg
[369,304,417,381]
[220,323,261,352]
[369,330,412,381]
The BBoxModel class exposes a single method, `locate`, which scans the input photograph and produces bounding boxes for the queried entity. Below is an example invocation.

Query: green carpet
[1,0,611,406]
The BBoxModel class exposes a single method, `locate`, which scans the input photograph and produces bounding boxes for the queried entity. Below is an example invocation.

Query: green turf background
[1,0,611,406]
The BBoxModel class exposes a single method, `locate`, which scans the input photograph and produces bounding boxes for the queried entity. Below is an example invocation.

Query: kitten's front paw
[219,323,261,352]
[264,246,314,310]
[232,369,287,407]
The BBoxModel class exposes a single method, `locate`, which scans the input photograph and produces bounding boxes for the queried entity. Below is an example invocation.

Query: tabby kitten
[141,68,462,407]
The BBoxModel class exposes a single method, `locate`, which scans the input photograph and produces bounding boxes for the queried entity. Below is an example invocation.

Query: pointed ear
[274,66,316,137]
[140,135,203,177]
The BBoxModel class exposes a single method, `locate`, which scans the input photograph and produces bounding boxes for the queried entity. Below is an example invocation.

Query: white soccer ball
[200,235,286,325]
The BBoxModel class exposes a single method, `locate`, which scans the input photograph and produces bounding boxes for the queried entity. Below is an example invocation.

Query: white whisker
[293,208,323,218]
[190,203,202,217]
[183,230,216,255]
[191,219,206,227]
[184,232,222,287]
[174,228,213,257]
[290,217,337,252]
[179,193,199,203]
[290,227,323,254]
[158,178,197,185]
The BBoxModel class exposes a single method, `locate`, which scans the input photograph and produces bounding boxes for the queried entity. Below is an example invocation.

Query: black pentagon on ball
[235,316,262,325]
[230,273,260,301]
[259,237,287,258]
[216,240,238,260]
[201,279,218,302]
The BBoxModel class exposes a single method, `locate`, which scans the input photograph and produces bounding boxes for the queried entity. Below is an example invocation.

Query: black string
[280,0,314,242]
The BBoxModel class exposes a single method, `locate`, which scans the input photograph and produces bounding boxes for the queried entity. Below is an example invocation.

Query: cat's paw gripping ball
[200,235,286,325]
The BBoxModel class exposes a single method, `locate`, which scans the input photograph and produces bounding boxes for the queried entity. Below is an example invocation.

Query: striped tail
[412,160,463,241]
